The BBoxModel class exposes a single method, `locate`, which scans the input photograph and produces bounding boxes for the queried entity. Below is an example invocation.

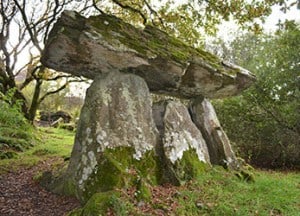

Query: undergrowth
[0,89,36,159]
[0,127,74,174]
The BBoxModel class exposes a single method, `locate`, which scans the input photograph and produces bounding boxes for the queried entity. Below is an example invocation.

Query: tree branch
[252,85,299,134]
[13,0,42,52]
[92,0,104,14]
[111,0,147,25]
[45,74,74,81]
[38,79,83,104]
[142,0,164,26]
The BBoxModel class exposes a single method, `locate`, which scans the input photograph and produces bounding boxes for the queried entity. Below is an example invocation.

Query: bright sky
[217,3,300,41]
[264,3,300,31]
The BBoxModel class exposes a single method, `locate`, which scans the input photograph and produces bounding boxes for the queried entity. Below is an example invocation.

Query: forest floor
[0,157,79,216]
[0,128,299,215]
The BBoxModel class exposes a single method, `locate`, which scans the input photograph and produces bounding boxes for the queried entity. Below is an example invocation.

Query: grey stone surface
[41,10,256,99]
[153,100,210,184]
[189,98,238,169]
[65,71,159,199]
[153,100,210,164]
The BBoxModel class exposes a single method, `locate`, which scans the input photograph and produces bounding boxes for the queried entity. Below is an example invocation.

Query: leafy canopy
[94,0,300,45]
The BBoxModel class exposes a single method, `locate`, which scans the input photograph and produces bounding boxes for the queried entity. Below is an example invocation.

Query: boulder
[56,71,159,203]
[189,98,238,169]
[50,117,64,128]
[40,110,72,123]
[41,11,255,99]
[153,100,210,185]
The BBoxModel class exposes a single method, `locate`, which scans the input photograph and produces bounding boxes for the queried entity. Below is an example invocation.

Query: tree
[213,22,300,168]
[1,0,298,122]
[95,0,300,45]
[0,0,85,122]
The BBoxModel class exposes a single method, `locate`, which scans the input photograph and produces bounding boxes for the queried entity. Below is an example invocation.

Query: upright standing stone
[60,71,159,203]
[153,100,210,185]
[189,98,238,169]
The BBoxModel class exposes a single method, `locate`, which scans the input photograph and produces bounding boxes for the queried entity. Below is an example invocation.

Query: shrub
[0,89,36,156]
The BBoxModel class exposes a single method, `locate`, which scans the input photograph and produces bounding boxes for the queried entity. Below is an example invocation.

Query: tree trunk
[27,79,43,122]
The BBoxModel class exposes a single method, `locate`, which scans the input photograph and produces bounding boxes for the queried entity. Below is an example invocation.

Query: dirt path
[0,158,80,216]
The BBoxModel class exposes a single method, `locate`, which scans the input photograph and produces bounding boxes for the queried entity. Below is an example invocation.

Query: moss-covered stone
[40,168,78,198]
[173,149,209,183]
[68,191,121,216]
[135,178,152,201]
[235,170,255,183]
[78,146,157,203]
[42,11,256,99]
[85,15,222,70]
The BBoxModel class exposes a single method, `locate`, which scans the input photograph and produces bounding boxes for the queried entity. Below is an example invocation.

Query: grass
[0,127,299,215]
[176,167,300,216]
[0,99,37,158]
[0,127,74,174]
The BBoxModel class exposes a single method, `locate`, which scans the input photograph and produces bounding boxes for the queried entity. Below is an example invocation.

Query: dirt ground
[0,158,80,216]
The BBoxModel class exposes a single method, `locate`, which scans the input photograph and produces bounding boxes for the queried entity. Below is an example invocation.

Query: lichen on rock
[153,100,211,184]
[60,71,159,203]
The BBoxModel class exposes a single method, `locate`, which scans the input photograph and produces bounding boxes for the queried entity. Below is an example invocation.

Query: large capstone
[189,98,238,169]
[62,71,159,202]
[153,100,210,185]
[41,10,256,99]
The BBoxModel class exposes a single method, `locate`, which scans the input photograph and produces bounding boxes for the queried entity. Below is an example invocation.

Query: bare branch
[43,0,62,44]
[38,78,83,104]
[13,0,42,52]
[111,0,147,25]
[142,0,164,27]
[92,0,104,14]
[45,74,74,81]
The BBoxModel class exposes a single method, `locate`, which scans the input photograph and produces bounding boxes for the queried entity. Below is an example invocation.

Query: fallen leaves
[0,158,80,216]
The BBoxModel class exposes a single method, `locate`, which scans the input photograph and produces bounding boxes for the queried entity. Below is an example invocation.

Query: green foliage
[0,151,18,160]
[108,193,132,215]
[0,89,36,156]
[97,0,298,46]
[213,24,300,169]
[0,88,26,126]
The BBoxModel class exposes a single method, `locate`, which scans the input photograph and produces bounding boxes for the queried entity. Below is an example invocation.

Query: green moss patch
[173,149,210,183]
[68,191,121,216]
[84,13,239,76]
[79,147,158,203]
